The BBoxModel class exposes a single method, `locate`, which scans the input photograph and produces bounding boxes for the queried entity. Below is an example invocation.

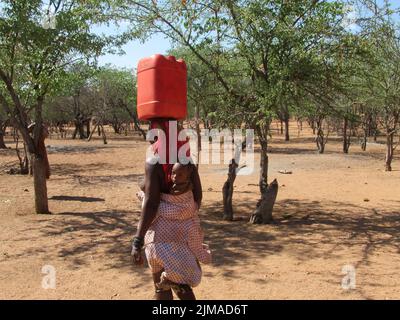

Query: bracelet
[132,236,144,250]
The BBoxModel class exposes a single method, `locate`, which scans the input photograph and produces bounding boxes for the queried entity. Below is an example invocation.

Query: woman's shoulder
[145,160,169,192]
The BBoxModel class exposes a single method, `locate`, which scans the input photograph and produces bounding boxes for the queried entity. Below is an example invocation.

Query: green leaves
[0,0,131,121]
[147,0,355,130]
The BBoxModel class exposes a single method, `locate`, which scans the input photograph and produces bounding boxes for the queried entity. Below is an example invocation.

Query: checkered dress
[144,191,212,287]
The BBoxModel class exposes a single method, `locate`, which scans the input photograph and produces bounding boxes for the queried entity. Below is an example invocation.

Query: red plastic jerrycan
[137,54,187,120]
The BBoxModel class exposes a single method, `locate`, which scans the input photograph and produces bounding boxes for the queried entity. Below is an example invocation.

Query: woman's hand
[131,246,144,266]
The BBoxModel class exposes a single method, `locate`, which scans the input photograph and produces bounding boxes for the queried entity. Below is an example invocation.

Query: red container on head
[137,54,187,120]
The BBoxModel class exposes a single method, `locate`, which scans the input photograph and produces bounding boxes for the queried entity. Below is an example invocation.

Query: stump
[250,179,279,224]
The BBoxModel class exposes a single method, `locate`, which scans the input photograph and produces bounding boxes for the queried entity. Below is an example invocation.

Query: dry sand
[0,124,399,300]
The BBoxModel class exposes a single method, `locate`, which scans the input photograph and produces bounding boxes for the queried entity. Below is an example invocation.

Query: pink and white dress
[144,191,212,287]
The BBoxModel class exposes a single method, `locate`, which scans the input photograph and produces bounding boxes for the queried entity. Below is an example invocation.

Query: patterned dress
[144,191,212,287]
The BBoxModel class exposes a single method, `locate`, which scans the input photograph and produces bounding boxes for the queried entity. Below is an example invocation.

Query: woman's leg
[152,270,173,300]
[173,285,196,300]
[159,273,196,300]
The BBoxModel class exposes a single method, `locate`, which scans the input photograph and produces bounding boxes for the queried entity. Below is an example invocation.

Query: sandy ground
[0,124,399,300]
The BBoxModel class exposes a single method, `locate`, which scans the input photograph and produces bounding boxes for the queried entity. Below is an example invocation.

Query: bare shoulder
[145,159,162,177]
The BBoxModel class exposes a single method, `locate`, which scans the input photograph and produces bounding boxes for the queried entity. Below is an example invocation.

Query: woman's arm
[191,165,203,209]
[135,162,161,238]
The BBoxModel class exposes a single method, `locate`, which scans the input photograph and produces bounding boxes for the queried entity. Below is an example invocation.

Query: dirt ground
[0,124,399,300]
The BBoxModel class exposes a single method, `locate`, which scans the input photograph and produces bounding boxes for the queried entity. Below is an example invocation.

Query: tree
[169,45,247,221]
[94,66,140,136]
[362,27,400,171]
[120,0,353,223]
[354,0,400,171]
[0,87,8,149]
[0,0,123,213]
[43,62,98,140]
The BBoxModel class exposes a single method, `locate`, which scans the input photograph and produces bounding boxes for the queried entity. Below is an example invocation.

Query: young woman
[131,120,211,300]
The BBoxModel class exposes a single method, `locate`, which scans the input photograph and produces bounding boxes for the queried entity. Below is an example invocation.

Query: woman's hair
[173,162,194,176]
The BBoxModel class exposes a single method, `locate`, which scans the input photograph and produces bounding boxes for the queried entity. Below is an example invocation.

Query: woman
[131,119,209,300]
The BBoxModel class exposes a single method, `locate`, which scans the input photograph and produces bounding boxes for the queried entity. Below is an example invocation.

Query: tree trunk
[15,136,29,174]
[195,104,201,152]
[123,104,146,140]
[112,120,121,134]
[222,159,238,221]
[371,118,378,142]
[86,121,91,138]
[343,117,348,153]
[222,137,244,221]
[22,142,29,174]
[316,128,325,154]
[0,75,49,214]
[78,122,85,139]
[12,127,17,142]
[38,137,50,179]
[32,154,50,214]
[316,117,327,154]
[250,124,279,224]
[0,131,6,148]
[250,179,279,224]
[88,122,99,142]
[385,133,394,172]
[101,125,107,145]
[361,127,368,151]
[72,120,85,139]
[297,119,302,137]
[58,123,66,139]
[343,118,350,153]
[0,120,7,148]
[259,143,268,194]
[308,119,316,135]
[284,117,290,141]
[133,118,146,140]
